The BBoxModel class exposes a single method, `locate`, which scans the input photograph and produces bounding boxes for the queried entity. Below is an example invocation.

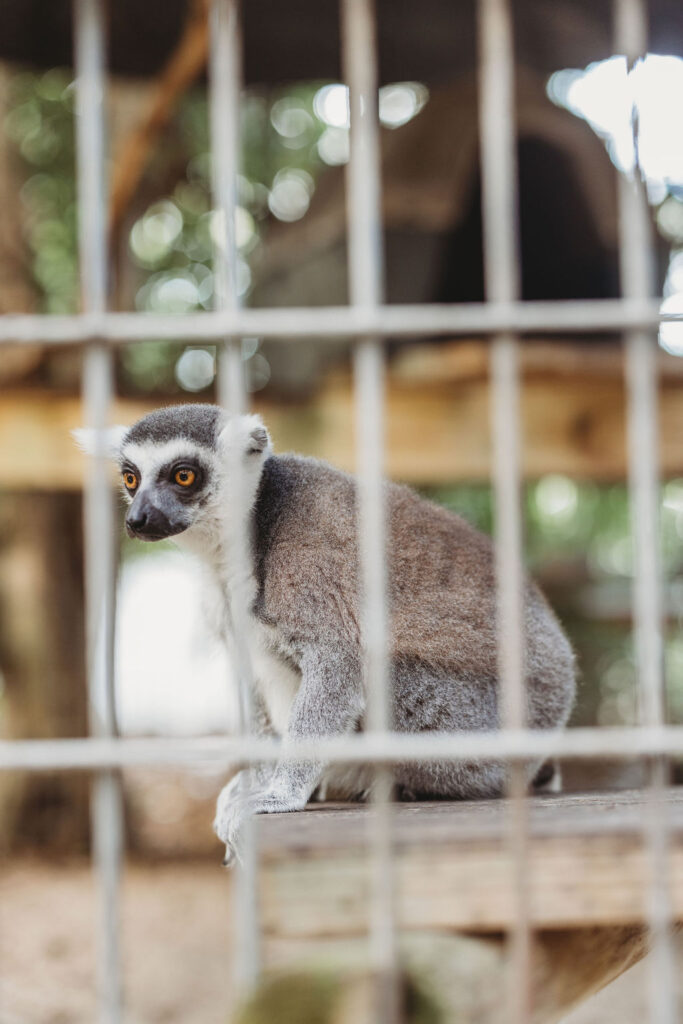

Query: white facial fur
[117,413,272,559]
[118,438,208,504]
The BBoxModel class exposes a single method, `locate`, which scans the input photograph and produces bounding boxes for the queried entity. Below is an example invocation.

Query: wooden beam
[256,790,683,936]
[3,342,683,488]
[0,394,151,491]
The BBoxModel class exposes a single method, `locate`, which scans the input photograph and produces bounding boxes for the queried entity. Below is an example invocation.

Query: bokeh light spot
[313,84,349,128]
[175,348,216,392]
[130,200,184,268]
[379,82,429,128]
[268,168,314,222]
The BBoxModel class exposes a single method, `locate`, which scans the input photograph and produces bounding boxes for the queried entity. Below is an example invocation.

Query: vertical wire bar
[614,2,675,1020]
[342,0,387,729]
[74,1,123,1022]
[341,1,398,1018]
[208,0,261,1000]
[477,1,531,1021]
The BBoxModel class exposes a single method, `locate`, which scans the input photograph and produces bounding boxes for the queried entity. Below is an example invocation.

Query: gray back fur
[250,452,575,797]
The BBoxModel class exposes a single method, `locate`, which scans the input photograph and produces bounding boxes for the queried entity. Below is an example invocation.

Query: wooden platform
[256,789,683,939]
[8,340,683,489]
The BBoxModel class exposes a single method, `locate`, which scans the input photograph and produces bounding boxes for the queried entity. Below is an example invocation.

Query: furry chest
[209,571,301,736]
[242,618,301,736]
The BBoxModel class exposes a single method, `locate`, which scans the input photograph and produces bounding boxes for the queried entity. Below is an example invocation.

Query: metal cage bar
[477,1,531,1020]
[0,0,680,1017]
[0,298,680,345]
[73,0,123,1021]
[614,1,676,1021]
[208,0,262,997]
[5,724,683,773]
[341,1,398,1016]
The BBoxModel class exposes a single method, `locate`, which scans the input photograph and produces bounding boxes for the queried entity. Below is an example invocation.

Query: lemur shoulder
[76,403,576,863]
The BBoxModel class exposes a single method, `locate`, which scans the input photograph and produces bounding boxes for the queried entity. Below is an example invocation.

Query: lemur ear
[218,414,271,459]
[71,424,129,460]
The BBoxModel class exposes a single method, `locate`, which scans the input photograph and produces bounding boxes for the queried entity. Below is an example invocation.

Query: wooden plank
[392,339,683,384]
[0,394,151,491]
[255,790,683,935]
[3,341,683,487]
[256,789,683,850]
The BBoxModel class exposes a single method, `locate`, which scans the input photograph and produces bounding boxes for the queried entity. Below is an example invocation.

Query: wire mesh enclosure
[0,0,682,1022]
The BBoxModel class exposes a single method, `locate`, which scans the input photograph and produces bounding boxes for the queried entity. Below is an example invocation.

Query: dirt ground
[0,860,232,1024]
[1,859,679,1024]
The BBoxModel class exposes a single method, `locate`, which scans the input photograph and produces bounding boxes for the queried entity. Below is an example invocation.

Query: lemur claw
[213,775,311,869]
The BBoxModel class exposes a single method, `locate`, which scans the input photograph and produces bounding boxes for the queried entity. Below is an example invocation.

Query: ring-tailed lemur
[75,403,575,863]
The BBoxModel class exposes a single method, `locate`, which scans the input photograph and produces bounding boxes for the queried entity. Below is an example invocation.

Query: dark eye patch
[121,460,141,490]
[158,458,206,491]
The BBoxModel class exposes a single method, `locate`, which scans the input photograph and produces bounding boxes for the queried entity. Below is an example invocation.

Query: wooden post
[0,492,89,851]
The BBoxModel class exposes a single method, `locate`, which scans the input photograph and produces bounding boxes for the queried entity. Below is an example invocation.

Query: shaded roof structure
[251,68,641,393]
[2,0,680,399]
[1,0,682,82]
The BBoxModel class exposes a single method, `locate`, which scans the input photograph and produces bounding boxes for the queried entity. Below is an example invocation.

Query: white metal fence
[0,0,681,1021]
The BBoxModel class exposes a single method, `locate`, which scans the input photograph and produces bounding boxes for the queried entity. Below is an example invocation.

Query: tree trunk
[0,492,90,852]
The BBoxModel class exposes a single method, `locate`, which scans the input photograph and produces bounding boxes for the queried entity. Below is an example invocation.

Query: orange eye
[174,468,196,487]
[123,471,138,491]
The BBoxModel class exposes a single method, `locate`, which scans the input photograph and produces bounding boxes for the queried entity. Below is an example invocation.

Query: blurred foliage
[234,972,341,1024]
[5,68,78,313]
[6,71,430,393]
[235,971,442,1024]
[6,71,334,394]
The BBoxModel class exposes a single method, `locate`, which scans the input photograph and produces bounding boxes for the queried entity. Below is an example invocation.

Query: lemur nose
[126,510,148,531]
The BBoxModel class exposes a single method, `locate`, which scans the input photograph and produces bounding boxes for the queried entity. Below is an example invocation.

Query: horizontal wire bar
[5,726,683,772]
[0,300,680,345]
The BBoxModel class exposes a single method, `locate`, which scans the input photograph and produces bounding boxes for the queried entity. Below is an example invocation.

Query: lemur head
[74,404,271,544]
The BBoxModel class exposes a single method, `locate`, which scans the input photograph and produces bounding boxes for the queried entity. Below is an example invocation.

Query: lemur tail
[531,758,562,793]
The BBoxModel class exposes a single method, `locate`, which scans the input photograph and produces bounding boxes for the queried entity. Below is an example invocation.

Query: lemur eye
[174,468,196,487]
[123,471,138,491]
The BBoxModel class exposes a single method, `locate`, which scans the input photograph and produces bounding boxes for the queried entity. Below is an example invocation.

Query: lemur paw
[213,778,309,865]
[213,778,249,856]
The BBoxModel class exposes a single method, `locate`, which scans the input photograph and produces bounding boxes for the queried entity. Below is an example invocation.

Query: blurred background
[1,1,683,1021]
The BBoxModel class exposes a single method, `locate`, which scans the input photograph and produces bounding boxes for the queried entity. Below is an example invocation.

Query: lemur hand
[213,765,312,866]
